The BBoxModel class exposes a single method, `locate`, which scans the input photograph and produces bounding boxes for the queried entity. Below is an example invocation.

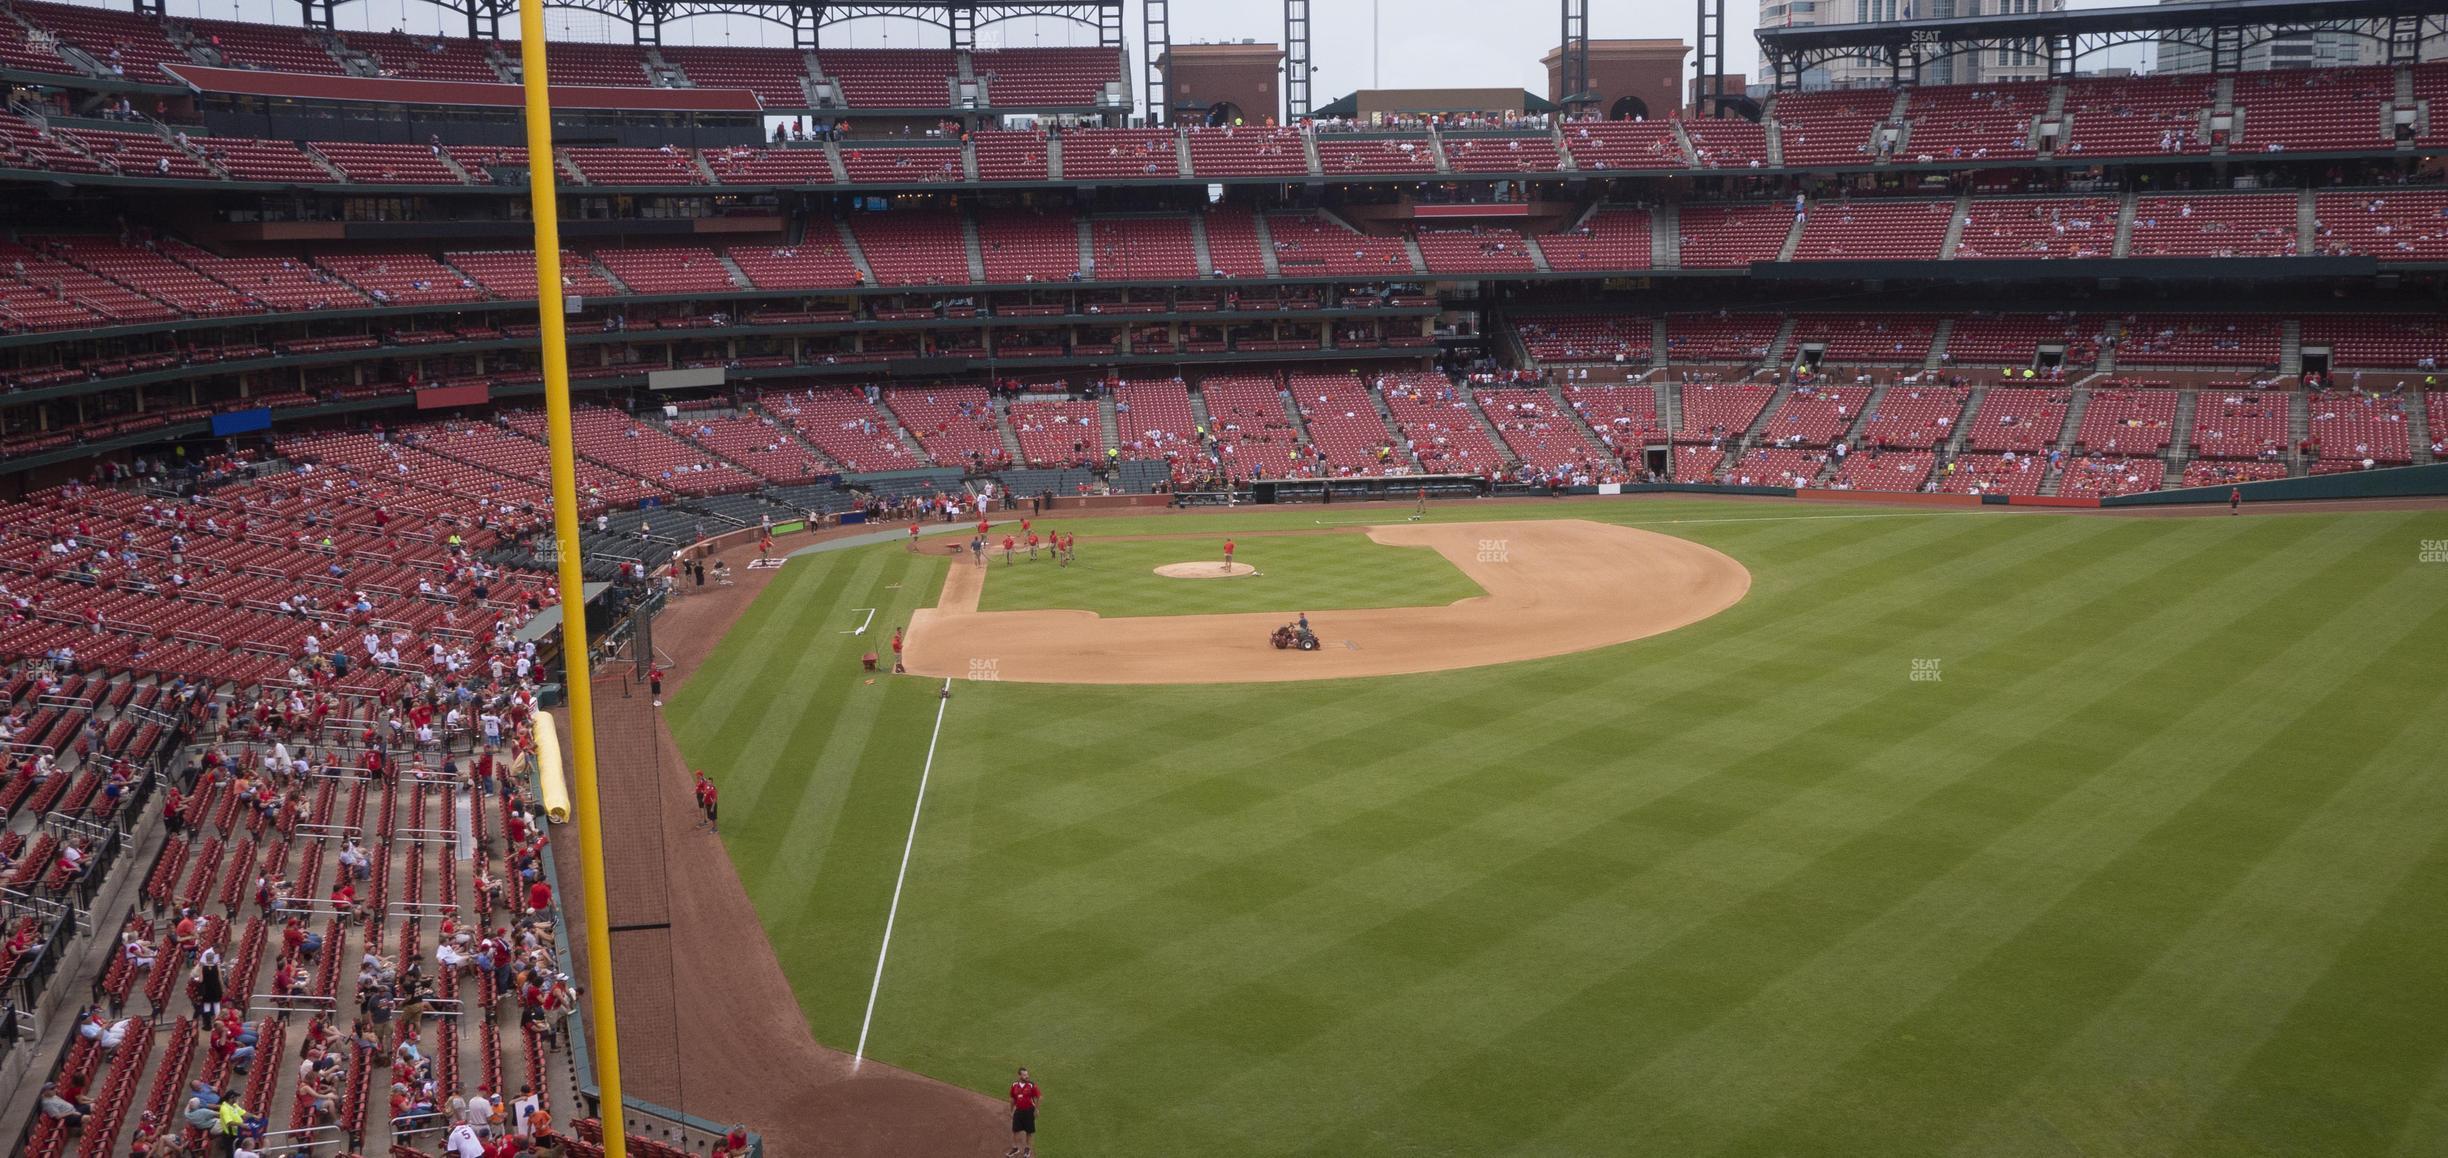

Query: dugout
[1251,474,1490,504]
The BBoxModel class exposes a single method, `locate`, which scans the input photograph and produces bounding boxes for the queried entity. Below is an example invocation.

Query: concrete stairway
[1926,319,1954,372]
[833,219,878,284]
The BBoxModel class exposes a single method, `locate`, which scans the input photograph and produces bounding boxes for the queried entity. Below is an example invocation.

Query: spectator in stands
[39,1081,89,1132]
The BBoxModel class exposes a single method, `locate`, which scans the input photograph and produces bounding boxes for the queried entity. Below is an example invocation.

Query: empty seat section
[1534,209,1653,272]
[162,241,369,310]
[1677,203,1792,267]
[343,29,500,81]
[972,130,1050,180]
[759,388,924,472]
[674,413,830,481]
[1962,388,2069,452]
[2189,391,2291,460]
[592,247,739,295]
[725,237,862,289]
[1515,314,1651,364]
[973,47,1118,106]
[2231,67,2394,153]
[885,386,1008,466]
[1287,372,1402,474]
[2055,455,2165,497]
[1112,378,1200,461]
[1474,386,1612,476]
[1675,383,1775,442]
[848,212,969,285]
[817,49,955,107]
[63,128,210,178]
[1265,214,1412,276]
[2114,314,2281,368]
[2298,315,2447,368]
[977,210,1081,283]
[1662,313,1779,364]
[38,235,254,316]
[309,141,461,183]
[316,253,485,305]
[1944,314,2099,367]
[1200,374,1302,471]
[1199,208,1267,277]
[1829,449,1936,491]
[1682,118,1766,168]
[1006,399,1105,466]
[1935,451,2047,495]
[184,15,343,73]
[1756,384,1871,447]
[1089,217,1198,280]
[446,249,619,299]
[191,135,327,182]
[1565,384,1665,446]
[702,145,833,184]
[1857,387,1970,449]
[1381,372,1504,473]
[2303,393,2413,465]
[565,147,705,185]
[1793,199,1951,260]
[1724,446,1830,486]
[1413,226,1536,274]
[2071,388,2180,454]
[1787,314,1938,364]
[16,0,192,81]
[661,45,809,107]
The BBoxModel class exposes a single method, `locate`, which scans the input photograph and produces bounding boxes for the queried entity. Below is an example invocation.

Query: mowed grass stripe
[885,514,2137,1148]
[667,502,2448,1157]
[1711,516,2444,1156]
[1270,517,2341,1156]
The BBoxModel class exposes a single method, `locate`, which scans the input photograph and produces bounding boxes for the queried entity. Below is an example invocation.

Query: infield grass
[974,533,1485,618]
[669,498,2448,1157]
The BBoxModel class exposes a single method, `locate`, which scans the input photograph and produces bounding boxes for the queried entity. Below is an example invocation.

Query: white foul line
[854,676,953,1069]
[840,607,877,635]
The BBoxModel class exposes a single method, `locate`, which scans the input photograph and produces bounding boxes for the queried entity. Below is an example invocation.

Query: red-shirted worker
[906,524,920,552]
[1004,1067,1041,1158]
[527,879,552,915]
[891,626,905,673]
[1002,535,1017,565]
[648,665,666,706]
[1222,537,1236,572]
[2229,486,2242,516]
[696,774,718,833]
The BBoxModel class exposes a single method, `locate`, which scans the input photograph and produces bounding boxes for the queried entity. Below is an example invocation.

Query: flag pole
[514,10,627,1156]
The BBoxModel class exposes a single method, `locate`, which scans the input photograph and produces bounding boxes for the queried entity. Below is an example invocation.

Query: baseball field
[665,497,2448,1156]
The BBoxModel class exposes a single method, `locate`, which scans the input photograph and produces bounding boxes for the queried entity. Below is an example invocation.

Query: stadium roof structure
[262,0,1123,52]
[1754,0,2448,88]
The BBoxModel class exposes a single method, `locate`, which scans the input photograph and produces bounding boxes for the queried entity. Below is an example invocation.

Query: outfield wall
[2101,463,2448,506]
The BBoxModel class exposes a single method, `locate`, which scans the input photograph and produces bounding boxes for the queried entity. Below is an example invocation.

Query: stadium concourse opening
[2,0,2448,1150]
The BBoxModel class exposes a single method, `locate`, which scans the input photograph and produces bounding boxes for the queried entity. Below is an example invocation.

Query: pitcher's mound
[1154,562,1257,579]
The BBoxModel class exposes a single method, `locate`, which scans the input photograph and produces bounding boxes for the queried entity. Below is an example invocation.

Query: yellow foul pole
[514,14,626,1157]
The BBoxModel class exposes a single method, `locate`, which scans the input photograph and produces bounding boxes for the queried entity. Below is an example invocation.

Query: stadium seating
[760,388,924,472]
[1676,383,1775,442]
[701,143,831,184]
[565,147,706,186]
[1265,213,1414,276]
[185,15,342,74]
[344,28,501,81]
[1857,387,1970,450]
[660,45,809,107]
[1413,227,1537,274]
[2055,454,2165,497]
[1199,207,1268,277]
[817,49,954,107]
[1756,384,1871,447]
[1935,450,2047,495]
[1829,448,1935,491]
[972,129,1051,181]
[316,253,486,306]
[1474,387,1612,476]
[1559,121,1686,170]
[1184,126,1308,177]
[1663,313,1779,364]
[1315,135,1436,175]
[307,140,460,184]
[977,210,1083,283]
[1951,197,2120,260]
[2115,314,2281,369]
[2231,67,2396,153]
[1787,314,1939,365]
[64,127,210,179]
[446,249,620,300]
[886,386,1009,467]
[838,144,964,184]
[974,46,1119,106]
[1112,378,1202,462]
[2303,393,2414,465]
[1962,388,2069,452]
[2059,75,2216,157]
[1516,314,1651,364]
[848,213,970,286]
[1677,203,1793,268]
[14,0,192,82]
[2312,190,2448,262]
[1059,128,1180,180]
[1773,89,1896,167]
[2188,391,2291,460]
[1793,199,1953,261]
[2298,315,2447,369]
[590,247,739,296]
[1681,117,1766,168]
[1525,208,1652,272]
[1565,384,1665,446]
[674,412,831,482]
[2181,459,2288,487]
[1089,217,1201,281]
[725,237,863,290]
[1381,372,1505,473]
[1945,314,2099,368]
[1006,398,1106,467]
[1441,133,1562,173]
[2128,194,2299,258]
[2071,388,2180,455]
[1287,373,1404,474]
[1898,82,2042,161]
[1723,446,1829,487]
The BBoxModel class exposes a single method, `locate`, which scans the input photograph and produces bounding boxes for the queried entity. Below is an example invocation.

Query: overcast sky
[82,0,2153,108]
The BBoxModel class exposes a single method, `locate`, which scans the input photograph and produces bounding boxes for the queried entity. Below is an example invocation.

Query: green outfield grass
[669,499,2448,1157]
[973,533,1485,618]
